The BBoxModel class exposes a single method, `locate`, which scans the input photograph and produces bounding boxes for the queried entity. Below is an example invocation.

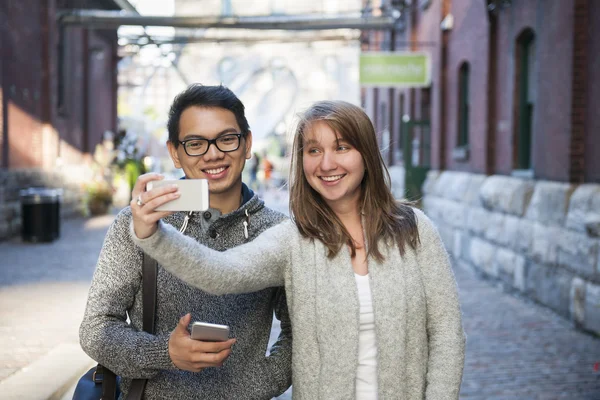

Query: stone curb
[0,343,94,400]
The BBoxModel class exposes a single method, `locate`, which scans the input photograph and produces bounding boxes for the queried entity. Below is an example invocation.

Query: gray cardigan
[81,188,292,399]
[132,208,466,399]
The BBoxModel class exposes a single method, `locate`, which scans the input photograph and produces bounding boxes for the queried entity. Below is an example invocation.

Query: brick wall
[569,0,588,184]
[443,0,488,173]
[1,0,118,169]
[0,0,120,240]
[414,0,444,170]
[531,0,574,182]
[585,0,600,182]
[3,0,45,169]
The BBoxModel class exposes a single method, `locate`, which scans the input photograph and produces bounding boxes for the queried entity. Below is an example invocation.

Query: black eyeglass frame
[178,133,245,157]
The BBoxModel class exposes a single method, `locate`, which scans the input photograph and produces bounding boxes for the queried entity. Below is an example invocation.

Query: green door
[402,119,431,201]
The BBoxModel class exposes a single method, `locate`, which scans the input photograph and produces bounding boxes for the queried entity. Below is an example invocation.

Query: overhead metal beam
[57,10,399,31]
[120,32,361,47]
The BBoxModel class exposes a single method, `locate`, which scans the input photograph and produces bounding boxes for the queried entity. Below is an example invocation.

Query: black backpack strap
[126,252,158,400]
[142,252,158,334]
[96,364,118,399]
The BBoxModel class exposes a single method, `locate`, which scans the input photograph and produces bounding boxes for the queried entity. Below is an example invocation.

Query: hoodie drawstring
[243,209,249,239]
[179,209,250,238]
[179,211,193,234]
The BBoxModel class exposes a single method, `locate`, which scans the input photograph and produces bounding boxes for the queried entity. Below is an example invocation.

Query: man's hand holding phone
[168,313,236,373]
[130,173,209,240]
[130,173,179,239]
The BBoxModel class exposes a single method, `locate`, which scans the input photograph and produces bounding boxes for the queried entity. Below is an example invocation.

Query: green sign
[360,52,431,87]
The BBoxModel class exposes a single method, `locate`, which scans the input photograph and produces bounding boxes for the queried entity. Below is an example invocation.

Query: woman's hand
[130,173,180,239]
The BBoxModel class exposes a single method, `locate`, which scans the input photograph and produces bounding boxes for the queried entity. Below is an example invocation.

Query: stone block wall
[423,170,600,335]
[0,167,88,241]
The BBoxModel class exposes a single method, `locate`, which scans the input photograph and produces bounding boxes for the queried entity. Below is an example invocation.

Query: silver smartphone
[146,179,209,212]
[191,321,230,342]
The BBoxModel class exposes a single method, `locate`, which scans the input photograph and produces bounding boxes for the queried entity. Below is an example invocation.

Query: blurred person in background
[130,100,465,399]
[262,153,274,191]
[249,152,261,191]
[79,84,292,399]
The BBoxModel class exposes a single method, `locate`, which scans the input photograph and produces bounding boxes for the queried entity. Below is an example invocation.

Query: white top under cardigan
[131,208,466,400]
[355,273,378,399]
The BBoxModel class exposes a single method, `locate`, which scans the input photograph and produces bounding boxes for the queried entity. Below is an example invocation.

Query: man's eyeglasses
[179,133,244,157]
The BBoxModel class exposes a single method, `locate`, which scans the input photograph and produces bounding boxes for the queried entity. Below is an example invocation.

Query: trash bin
[19,188,62,243]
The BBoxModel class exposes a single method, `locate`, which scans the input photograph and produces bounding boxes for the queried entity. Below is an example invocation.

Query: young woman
[130,100,465,399]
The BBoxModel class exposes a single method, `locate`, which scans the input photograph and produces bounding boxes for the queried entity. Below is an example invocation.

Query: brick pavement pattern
[457,265,600,399]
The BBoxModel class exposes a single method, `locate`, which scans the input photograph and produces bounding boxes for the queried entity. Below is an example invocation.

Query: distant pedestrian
[79,84,292,399]
[130,100,465,399]
[249,152,261,191]
[262,154,274,191]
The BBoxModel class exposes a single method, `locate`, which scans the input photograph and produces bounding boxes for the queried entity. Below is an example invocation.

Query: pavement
[0,188,599,399]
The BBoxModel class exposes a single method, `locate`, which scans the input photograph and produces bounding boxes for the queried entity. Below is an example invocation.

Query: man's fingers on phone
[144,192,180,212]
[192,338,236,353]
[137,173,164,192]
[192,348,232,366]
[131,173,163,203]
[146,183,179,199]
[139,210,174,227]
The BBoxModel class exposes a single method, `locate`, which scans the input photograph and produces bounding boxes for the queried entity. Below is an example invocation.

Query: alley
[0,190,599,399]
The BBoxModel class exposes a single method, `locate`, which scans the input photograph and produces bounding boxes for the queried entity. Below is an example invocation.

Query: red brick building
[363,0,599,185]
[0,0,123,239]
[362,0,600,335]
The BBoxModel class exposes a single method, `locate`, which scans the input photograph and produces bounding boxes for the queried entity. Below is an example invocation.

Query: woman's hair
[289,100,420,261]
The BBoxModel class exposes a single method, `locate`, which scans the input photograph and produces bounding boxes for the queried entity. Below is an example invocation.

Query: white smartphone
[191,321,230,342]
[146,179,209,212]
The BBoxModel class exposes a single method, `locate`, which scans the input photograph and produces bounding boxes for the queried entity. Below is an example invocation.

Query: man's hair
[167,84,250,145]
[289,100,419,262]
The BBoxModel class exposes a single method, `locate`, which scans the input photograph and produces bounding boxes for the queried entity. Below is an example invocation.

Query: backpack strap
[126,252,158,400]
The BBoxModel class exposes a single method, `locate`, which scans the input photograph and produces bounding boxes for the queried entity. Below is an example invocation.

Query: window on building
[452,62,470,161]
[457,62,469,148]
[421,86,431,121]
[514,29,536,172]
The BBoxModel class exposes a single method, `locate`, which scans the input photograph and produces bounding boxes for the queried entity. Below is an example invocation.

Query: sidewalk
[0,213,115,400]
[0,190,599,399]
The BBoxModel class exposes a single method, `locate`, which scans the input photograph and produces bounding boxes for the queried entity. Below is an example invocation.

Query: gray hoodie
[80,185,292,399]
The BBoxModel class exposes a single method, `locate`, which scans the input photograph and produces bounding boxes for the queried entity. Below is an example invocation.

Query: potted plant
[86,180,113,216]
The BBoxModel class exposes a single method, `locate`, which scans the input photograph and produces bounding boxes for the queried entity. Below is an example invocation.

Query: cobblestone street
[0,190,598,399]
[457,265,600,399]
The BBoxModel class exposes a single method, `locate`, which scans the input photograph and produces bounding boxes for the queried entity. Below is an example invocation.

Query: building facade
[0,0,122,240]
[363,0,600,335]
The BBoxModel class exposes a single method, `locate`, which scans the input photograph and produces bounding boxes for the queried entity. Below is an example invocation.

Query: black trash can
[19,188,62,243]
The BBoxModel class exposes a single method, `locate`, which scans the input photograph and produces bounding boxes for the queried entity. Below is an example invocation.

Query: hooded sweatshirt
[79,184,292,400]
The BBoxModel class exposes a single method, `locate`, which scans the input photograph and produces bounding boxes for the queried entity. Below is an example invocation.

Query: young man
[80,84,292,399]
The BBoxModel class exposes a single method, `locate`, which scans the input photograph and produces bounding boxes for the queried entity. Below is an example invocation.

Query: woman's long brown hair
[289,100,420,262]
